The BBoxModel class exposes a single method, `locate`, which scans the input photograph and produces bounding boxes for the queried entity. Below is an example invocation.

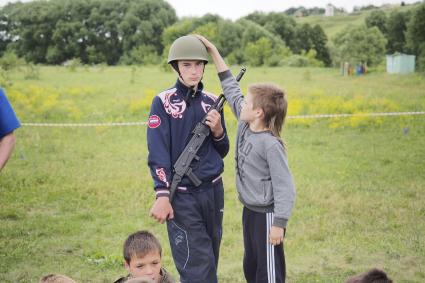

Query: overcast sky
[0,0,422,20]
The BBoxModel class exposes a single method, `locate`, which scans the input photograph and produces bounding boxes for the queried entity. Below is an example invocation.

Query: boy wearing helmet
[147,35,229,283]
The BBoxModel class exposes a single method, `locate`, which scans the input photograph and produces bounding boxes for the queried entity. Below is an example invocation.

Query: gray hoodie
[219,70,296,228]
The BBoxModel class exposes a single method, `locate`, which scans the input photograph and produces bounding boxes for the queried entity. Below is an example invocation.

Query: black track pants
[243,207,286,283]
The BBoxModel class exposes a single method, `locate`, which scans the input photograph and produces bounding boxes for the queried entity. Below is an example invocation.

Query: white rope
[21,122,147,127]
[287,111,425,119]
[20,111,425,127]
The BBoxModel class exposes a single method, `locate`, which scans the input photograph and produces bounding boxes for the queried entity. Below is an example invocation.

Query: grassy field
[1,66,425,282]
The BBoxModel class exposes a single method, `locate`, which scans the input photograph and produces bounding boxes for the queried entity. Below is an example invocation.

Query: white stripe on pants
[267,212,276,283]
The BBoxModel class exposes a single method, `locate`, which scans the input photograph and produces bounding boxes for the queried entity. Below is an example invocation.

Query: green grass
[1,66,424,282]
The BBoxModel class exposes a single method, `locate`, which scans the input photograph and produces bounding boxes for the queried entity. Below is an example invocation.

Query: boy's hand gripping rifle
[169,67,246,201]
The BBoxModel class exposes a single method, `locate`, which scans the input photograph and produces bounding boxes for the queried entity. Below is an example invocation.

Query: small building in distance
[325,4,334,17]
[386,53,415,74]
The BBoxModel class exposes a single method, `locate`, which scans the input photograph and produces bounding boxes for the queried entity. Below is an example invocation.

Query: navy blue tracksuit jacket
[147,79,229,196]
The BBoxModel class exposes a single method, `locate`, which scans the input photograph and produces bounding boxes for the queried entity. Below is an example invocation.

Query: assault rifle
[169,67,246,201]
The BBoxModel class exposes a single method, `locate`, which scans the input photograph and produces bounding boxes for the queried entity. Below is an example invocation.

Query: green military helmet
[167,35,209,64]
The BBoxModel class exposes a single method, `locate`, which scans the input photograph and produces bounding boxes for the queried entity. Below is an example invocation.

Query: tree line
[0,0,177,65]
[364,5,425,69]
[0,0,424,70]
[0,0,330,67]
[325,3,425,71]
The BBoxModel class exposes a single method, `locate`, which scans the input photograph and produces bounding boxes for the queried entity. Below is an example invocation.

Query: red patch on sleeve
[148,115,161,128]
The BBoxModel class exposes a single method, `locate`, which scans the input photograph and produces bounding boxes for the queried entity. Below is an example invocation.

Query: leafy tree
[386,10,410,53]
[244,37,273,66]
[192,22,219,49]
[264,45,292,67]
[9,1,64,63]
[355,5,379,12]
[304,49,325,67]
[0,3,22,56]
[292,24,314,54]
[51,19,87,63]
[244,11,268,26]
[192,13,221,27]
[284,7,325,16]
[85,0,126,65]
[365,10,387,35]
[119,0,177,59]
[120,44,159,65]
[244,12,330,65]
[282,54,309,67]
[244,12,297,51]
[216,21,244,58]
[0,51,24,70]
[333,25,387,66]
[162,19,196,48]
[0,0,177,65]
[281,50,323,67]
[87,45,106,64]
[311,25,331,66]
[237,19,283,49]
[226,49,245,65]
[406,3,425,55]
[263,13,297,50]
[46,46,64,64]
[406,3,425,71]
[291,23,331,66]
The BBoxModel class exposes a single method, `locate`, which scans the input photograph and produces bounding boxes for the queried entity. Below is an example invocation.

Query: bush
[120,45,160,65]
[0,51,24,71]
[244,37,273,66]
[264,45,292,67]
[23,63,40,80]
[332,25,387,67]
[0,68,12,87]
[226,50,245,65]
[46,46,65,64]
[282,55,309,67]
[305,49,325,67]
[63,58,83,72]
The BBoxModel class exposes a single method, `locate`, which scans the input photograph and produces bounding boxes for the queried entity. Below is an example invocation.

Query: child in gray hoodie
[196,35,296,283]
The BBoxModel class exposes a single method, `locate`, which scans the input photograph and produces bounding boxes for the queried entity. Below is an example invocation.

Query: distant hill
[295,3,421,40]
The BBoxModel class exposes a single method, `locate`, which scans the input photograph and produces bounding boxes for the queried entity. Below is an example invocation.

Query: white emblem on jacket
[158,88,186,119]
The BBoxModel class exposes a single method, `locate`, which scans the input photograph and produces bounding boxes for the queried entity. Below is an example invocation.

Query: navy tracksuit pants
[167,178,224,283]
[243,207,286,283]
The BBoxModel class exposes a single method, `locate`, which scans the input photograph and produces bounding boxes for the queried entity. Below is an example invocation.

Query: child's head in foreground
[345,268,393,283]
[39,274,76,283]
[124,230,163,283]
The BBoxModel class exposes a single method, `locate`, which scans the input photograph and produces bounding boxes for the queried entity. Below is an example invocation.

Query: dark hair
[248,83,287,142]
[345,268,393,283]
[123,231,162,264]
